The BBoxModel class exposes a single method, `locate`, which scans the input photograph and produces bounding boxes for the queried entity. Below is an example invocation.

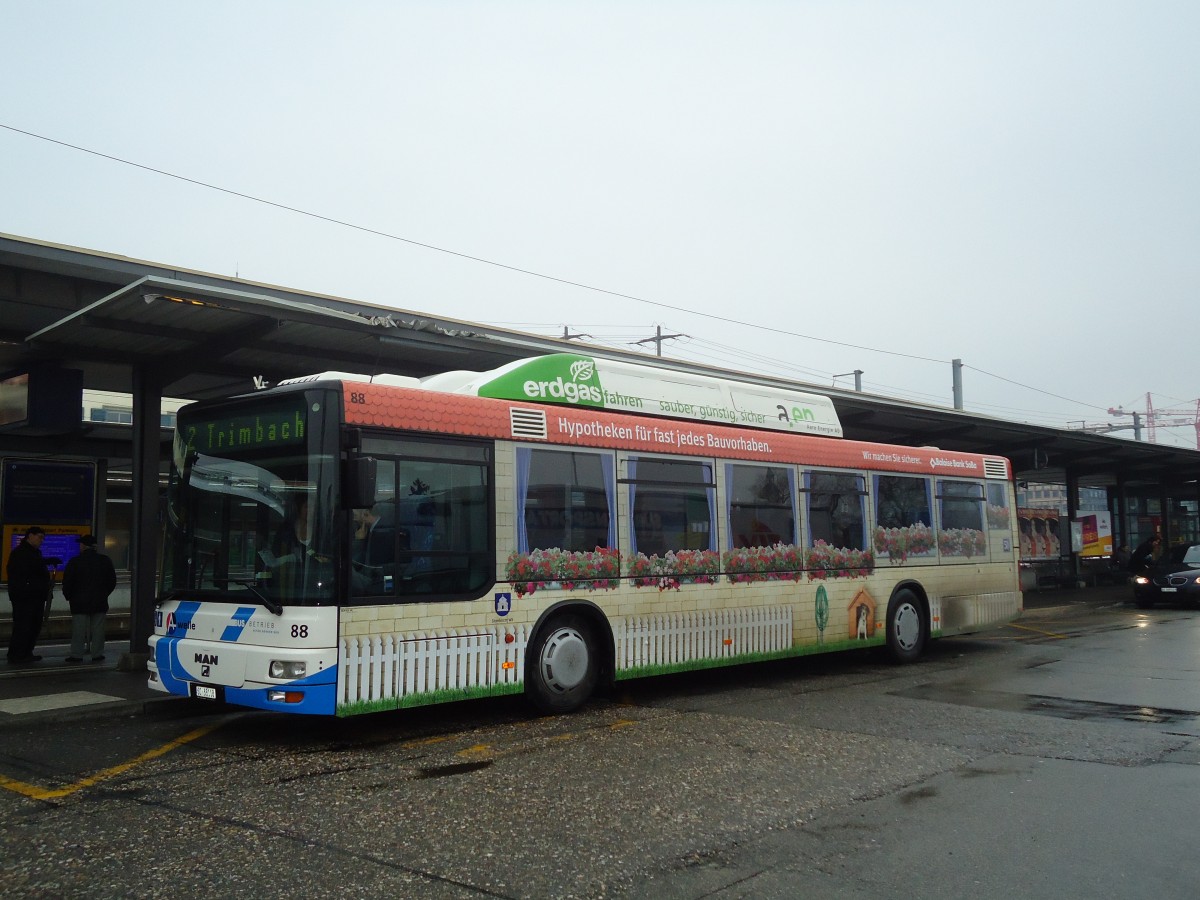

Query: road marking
[455,743,493,758]
[1006,622,1068,640]
[403,735,453,748]
[0,719,228,801]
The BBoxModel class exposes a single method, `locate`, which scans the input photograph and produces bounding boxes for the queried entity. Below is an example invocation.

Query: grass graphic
[337,682,523,717]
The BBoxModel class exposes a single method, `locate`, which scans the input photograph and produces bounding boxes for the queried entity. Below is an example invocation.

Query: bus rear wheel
[886,589,927,664]
[527,614,599,714]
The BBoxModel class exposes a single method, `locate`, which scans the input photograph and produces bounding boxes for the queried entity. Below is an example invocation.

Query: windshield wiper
[226,578,284,616]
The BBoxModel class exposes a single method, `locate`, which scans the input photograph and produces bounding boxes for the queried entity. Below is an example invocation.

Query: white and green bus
[148,354,1021,716]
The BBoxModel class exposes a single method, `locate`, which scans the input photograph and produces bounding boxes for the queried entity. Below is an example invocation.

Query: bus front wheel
[885,589,927,664]
[527,614,599,714]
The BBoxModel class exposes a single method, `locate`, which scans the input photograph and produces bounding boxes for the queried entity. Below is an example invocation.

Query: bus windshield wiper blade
[227,579,284,616]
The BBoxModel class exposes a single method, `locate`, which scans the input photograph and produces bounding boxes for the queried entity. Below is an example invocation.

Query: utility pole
[951,358,963,410]
[834,370,864,391]
[1106,407,1143,441]
[1110,398,1200,447]
[635,325,684,357]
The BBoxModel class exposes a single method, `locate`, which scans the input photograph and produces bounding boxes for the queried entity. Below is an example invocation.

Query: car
[1132,541,1200,608]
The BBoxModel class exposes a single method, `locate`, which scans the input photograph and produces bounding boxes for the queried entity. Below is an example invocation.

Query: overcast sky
[2,1,1197,447]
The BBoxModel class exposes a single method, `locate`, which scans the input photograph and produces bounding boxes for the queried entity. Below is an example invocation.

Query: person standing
[1129,534,1162,573]
[62,534,117,663]
[5,526,52,664]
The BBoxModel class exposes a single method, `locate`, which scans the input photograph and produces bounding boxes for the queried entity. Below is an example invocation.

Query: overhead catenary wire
[497,316,1172,427]
[0,121,1184,430]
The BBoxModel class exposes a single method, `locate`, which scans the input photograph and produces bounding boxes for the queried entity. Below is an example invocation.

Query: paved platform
[0,639,184,723]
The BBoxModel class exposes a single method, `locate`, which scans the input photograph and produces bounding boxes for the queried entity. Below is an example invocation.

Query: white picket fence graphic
[339,607,794,706]
[614,606,792,671]
[339,625,528,706]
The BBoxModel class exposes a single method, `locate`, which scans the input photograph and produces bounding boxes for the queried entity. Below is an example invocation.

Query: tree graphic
[815,584,829,644]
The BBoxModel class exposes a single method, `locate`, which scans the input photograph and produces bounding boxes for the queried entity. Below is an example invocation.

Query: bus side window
[628,456,715,557]
[726,463,797,549]
[350,462,398,599]
[357,436,493,599]
[802,471,867,551]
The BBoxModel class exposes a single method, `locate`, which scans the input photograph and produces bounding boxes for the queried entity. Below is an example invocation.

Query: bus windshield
[160,390,340,608]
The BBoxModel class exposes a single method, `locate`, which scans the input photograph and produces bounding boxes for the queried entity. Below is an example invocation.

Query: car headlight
[1134,576,1150,585]
[269,660,307,679]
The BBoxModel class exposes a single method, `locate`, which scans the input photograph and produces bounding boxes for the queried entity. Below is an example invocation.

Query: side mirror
[343,454,377,509]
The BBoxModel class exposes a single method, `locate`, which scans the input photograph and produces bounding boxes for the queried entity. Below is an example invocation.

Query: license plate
[190,683,222,701]
[1161,587,1177,593]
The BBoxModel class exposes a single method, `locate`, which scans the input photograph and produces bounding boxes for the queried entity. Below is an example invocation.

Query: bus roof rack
[279,371,420,388]
[422,353,844,438]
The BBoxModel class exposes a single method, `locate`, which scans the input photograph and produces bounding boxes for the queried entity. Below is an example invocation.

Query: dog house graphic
[848,588,878,640]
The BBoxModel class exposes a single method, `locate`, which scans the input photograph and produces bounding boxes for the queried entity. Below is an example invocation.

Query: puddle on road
[1024,694,1200,725]
[898,684,1200,729]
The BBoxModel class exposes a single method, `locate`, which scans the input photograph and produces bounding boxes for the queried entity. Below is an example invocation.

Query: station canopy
[2,232,1198,489]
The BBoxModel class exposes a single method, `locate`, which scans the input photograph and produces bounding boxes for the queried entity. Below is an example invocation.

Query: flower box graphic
[937,527,987,557]
[723,543,806,583]
[505,547,621,597]
[986,503,1011,530]
[724,542,872,582]
[872,523,935,564]
[805,540,874,580]
[627,549,721,591]
[507,542,873,595]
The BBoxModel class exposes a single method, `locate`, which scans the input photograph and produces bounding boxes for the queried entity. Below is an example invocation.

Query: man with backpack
[62,534,117,663]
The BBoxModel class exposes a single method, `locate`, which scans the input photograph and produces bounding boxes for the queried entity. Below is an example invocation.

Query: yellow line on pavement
[1007,622,1068,640]
[0,719,226,801]
[455,743,493,758]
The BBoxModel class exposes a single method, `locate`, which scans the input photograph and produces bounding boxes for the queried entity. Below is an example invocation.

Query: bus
[148,353,1022,716]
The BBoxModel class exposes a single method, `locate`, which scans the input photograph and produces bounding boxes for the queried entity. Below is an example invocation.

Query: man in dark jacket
[5,526,52,664]
[62,534,117,663]
[1129,534,1162,573]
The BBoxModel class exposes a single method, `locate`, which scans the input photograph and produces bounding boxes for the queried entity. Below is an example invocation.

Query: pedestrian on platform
[5,526,52,664]
[1113,544,1132,571]
[1129,534,1161,573]
[62,534,117,663]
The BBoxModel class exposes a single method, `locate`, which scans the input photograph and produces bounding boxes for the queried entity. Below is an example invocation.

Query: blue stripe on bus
[220,606,258,642]
[153,637,337,716]
[222,679,337,716]
[154,635,192,695]
[167,600,202,638]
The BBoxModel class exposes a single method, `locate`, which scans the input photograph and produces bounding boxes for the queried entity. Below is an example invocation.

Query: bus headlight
[270,660,307,679]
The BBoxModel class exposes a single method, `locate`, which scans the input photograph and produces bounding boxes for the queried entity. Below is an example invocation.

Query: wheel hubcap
[539,627,589,693]
[894,603,921,651]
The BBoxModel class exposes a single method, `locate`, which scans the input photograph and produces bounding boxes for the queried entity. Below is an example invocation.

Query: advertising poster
[1018,508,1061,560]
[1075,511,1113,558]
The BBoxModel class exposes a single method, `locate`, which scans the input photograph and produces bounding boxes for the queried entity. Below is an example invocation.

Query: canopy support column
[119,364,164,670]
